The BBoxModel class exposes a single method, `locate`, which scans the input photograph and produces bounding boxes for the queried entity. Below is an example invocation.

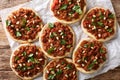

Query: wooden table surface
[0,0,120,80]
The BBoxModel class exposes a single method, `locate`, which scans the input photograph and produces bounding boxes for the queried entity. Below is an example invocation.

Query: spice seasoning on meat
[82,8,116,41]
[10,44,47,78]
[40,22,74,58]
[6,8,43,42]
[44,58,77,80]
[51,0,86,22]
[73,39,107,73]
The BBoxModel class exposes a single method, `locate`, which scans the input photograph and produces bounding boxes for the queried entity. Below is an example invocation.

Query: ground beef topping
[51,0,86,21]
[83,8,115,39]
[45,58,77,80]
[6,8,43,41]
[74,40,107,71]
[41,22,74,57]
[12,45,46,77]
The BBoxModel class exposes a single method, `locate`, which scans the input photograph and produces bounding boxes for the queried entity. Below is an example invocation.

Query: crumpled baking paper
[0,0,120,80]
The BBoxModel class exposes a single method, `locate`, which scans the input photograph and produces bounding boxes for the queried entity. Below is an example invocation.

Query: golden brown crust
[81,7,117,42]
[50,0,87,24]
[39,22,75,59]
[72,38,107,74]
[5,7,43,43]
[43,58,78,80]
[10,44,47,80]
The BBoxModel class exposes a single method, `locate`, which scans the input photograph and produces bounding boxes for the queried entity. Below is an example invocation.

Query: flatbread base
[81,7,117,42]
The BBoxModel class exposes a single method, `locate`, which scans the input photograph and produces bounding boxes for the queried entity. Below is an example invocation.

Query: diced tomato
[52,0,59,9]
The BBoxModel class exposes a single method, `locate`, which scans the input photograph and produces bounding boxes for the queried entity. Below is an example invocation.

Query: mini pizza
[39,22,75,59]
[5,8,43,43]
[81,7,116,42]
[50,0,86,24]
[43,58,78,80]
[73,39,107,73]
[10,44,47,79]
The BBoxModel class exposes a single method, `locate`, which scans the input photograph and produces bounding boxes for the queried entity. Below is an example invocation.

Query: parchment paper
[0,0,120,80]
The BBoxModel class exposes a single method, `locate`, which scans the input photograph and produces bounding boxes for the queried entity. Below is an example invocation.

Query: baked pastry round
[5,8,43,43]
[43,58,78,80]
[73,39,107,73]
[39,22,75,59]
[50,0,86,24]
[10,44,47,79]
[81,7,116,42]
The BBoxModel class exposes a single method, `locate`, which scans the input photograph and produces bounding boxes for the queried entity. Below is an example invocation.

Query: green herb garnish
[66,64,72,69]
[56,69,62,75]
[66,45,71,48]
[97,22,104,26]
[90,43,94,47]
[22,18,27,27]
[6,20,11,26]
[48,74,56,80]
[22,66,27,71]
[60,39,66,45]
[47,47,54,54]
[34,59,39,64]
[62,61,65,65]
[99,11,104,19]
[28,57,34,63]
[15,56,19,61]
[76,8,82,14]
[107,28,113,33]
[16,31,22,37]
[72,5,82,14]
[92,22,96,26]
[60,4,67,10]
[108,13,114,19]
[88,59,97,70]
[100,48,105,53]
[100,14,104,19]
[48,23,54,28]
[25,27,30,31]
[50,32,57,38]
[22,52,26,56]
[68,12,74,16]
[83,44,88,48]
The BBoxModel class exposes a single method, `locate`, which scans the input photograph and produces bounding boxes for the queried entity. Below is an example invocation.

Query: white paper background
[0,0,120,80]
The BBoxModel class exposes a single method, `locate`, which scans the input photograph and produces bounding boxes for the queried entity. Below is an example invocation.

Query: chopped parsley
[66,64,72,69]
[60,39,66,45]
[21,18,27,27]
[22,52,26,56]
[47,47,54,54]
[6,20,11,26]
[97,22,104,26]
[83,44,88,48]
[108,13,114,19]
[15,56,19,61]
[50,32,57,38]
[60,4,68,10]
[72,5,82,14]
[56,69,62,75]
[16,31,22,37]
[25,27,30,31]
[48,74,56,80]
[107,28,113,33]
[66,45,71,48]
[88,59,97,70]
[48,23,54,28]
[100,48,105,53]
